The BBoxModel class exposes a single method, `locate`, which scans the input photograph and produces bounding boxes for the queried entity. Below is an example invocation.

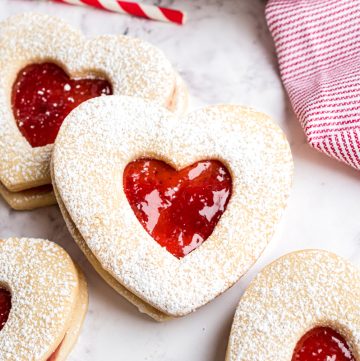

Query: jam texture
[0,288,11,331]
[292,327,355,361]
[123,159,232,258]
[12,62,112,147]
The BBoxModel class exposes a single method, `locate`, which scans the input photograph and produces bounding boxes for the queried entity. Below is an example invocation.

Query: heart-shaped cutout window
[12,62,113,147]
[0,287,11,331]
[123,159,232,258]
[292,327,355,361]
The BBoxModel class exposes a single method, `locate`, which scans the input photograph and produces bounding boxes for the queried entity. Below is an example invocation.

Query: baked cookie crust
[0,182,56,210]
[52,95,293,318]
[226,250,360,361]
[0,237,88,361]
[0,13,188,204]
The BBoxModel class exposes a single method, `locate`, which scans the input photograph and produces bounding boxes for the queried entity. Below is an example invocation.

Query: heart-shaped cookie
[226,250,360,361]
[52,95,293,320]
[0,13,187,210]
[0,237,88,361]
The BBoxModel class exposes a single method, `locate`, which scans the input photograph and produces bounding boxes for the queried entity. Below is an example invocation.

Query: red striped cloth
[266,0,360,169]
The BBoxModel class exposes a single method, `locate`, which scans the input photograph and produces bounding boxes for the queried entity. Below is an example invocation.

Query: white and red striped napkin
[266,0,360,170]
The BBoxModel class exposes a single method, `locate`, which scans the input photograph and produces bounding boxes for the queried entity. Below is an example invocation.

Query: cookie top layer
[53,95,293,316]
[226,250,360,361]
[0,13,180,191]
[0,237,80,361]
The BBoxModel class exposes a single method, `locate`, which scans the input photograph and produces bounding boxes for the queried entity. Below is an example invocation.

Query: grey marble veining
[0,1,359,360]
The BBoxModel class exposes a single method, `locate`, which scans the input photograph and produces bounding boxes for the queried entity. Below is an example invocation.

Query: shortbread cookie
[0,182,56,210]
[226,250,360,361]
[52,95,293,320]
[0,13,188,210]
[54,190,170,322]
[0,237,88,361]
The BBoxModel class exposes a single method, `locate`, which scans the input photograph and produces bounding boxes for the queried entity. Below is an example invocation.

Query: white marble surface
[1,1,360,360]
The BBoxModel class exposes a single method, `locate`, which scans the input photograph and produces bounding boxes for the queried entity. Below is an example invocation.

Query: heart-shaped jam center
[0,288,11,331]
[292,327,355,361]
[12,62,112,147]
[123,159,232,258]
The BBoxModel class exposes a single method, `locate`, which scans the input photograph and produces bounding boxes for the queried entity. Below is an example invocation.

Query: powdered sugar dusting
[0,238,79,360]
[53,95,293,317]
[0,13,182,192]
[226,250,360,361]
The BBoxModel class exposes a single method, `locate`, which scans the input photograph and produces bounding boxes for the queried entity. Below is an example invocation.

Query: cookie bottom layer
[52,176,169,322]
[54,265,88,361]
[0,181,56,210]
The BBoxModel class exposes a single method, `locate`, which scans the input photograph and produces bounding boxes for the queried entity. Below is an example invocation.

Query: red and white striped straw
[52,0,186,25]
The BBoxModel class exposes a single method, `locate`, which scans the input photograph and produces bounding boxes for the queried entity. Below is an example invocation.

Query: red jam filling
[32,184,53,194]
[292,327,355,361]
[0,288,11,331]
[47,340,63,361]
[12,62,112,148]
[123,159,232,258]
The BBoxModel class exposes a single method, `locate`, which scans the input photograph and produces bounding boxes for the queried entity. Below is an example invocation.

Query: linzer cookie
[0,237,88,361]
[226,250,360,361]
[0,13,188,210]
[51,95,293,321]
